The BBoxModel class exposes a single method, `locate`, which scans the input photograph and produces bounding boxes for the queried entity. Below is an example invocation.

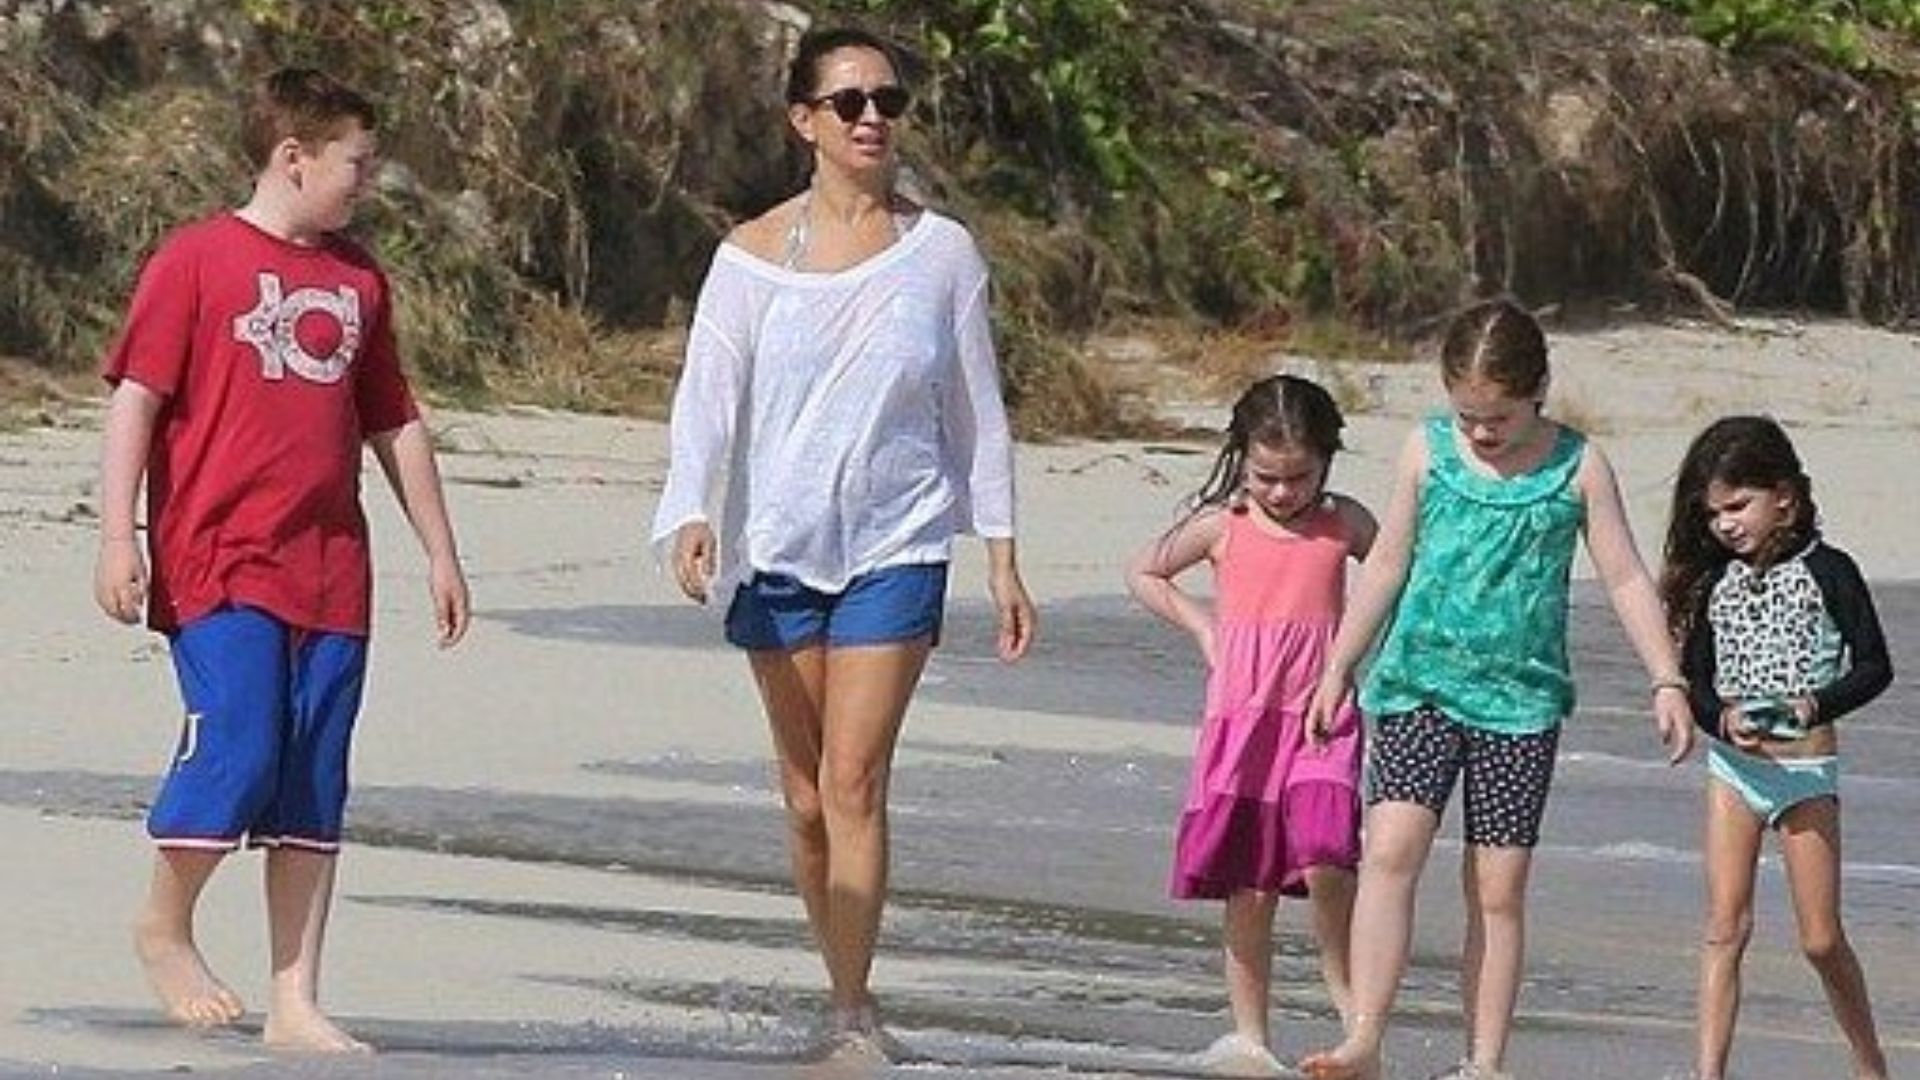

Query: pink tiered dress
[1170,502,1363,899]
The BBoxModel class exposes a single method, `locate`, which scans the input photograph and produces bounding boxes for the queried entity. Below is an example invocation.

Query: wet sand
[1,318,1916,1077]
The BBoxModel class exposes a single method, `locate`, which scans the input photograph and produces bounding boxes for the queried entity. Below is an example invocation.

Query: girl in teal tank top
[1300,301,1697,1080]
[1360,414,1586,733]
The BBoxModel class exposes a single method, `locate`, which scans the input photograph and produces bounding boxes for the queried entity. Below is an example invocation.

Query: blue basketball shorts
[724,563,949,651]
[146,606,368,853]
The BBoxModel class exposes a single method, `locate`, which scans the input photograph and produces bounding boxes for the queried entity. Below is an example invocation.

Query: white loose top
[650,210,1016,594]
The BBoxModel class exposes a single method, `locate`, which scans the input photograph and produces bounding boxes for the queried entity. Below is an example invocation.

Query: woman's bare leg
[814,639,930,1016]
[748,645,832,961]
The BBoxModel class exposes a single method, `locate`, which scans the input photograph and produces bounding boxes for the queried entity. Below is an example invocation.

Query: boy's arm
[94,380,163,624]
[368,418,469,647]
[1578,441,1694,763]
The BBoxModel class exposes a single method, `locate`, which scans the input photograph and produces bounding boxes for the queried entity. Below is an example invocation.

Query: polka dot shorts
[1365,705,1560,848]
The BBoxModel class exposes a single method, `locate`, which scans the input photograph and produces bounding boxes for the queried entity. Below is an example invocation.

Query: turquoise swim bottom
[1706,741,1838,827]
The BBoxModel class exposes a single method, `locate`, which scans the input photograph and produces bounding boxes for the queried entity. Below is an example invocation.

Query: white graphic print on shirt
[233,272,361,384]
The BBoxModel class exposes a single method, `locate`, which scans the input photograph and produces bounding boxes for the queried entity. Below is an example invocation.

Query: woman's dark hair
[1185,374,1346,513]
[1660,415,1818,638]
[1440,298,1549,398]
[784,27,904,105]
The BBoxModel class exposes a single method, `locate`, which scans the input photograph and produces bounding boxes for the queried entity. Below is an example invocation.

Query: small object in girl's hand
[1735,698,1799,739]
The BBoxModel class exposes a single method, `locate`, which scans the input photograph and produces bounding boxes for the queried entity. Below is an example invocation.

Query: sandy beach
[0,317,1915,1078]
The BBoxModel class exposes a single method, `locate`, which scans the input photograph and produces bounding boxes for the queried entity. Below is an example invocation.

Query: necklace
[779,186,917,271]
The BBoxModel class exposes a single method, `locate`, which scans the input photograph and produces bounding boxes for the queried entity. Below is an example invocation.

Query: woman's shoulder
[906,206,982,253]
[724,195,809,265]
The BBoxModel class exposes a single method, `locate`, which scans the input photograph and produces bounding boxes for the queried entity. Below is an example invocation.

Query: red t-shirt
[102,212,419,635]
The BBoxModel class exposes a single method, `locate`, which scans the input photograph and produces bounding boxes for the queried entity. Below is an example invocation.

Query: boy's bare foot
[1300,1039,1382,1080]
[264,1004,371,1054]
[134,921,244,1027]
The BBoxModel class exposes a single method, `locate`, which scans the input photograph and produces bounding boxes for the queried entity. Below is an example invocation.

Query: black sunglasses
[810,85,911,123]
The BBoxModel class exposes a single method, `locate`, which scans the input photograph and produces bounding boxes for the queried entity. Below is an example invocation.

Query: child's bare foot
[1300,1039,1382,1080]
[133,920,244,1027]
[264,1003,371,1054]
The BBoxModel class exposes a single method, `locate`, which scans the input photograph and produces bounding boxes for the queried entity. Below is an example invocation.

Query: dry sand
[0,316,1914,1077]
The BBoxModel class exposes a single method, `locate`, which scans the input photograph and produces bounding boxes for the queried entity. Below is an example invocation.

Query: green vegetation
[1650,0,1920,68]
[3,0,1919,436]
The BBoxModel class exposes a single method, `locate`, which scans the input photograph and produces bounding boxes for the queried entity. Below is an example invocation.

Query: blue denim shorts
[724,563,948,651]
[149,606,367,852]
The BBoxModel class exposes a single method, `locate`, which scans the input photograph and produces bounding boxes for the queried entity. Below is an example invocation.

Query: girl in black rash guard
[1661,415,1892,1080]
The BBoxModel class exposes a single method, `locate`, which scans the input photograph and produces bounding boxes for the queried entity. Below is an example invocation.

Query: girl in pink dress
[1128,374,1378,1076]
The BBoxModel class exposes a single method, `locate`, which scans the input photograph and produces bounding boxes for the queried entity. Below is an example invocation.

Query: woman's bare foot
[264,1003,371,1054]
[133,920,244,1027]
[1300,1038,1383,1080]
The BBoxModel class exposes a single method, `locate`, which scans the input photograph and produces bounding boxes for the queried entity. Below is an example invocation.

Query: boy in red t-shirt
[91,67,470,1053]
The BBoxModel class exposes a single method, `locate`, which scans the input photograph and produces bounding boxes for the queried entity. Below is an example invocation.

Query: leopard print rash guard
[1680,538,1893,740]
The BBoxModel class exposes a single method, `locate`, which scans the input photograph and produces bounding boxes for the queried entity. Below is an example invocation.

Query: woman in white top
[651,26,1037,1057]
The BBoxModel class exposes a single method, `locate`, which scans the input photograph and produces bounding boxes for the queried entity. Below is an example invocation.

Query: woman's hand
[989,564,1036,662]
[672,521,716,604]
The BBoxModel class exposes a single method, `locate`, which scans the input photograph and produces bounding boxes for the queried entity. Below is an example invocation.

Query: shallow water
[3,582,1915,1078]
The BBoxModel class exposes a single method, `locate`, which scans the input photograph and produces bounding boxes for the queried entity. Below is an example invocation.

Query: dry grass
[0,358,97,431]
[489,299,680,417]
[5,0,1920,439]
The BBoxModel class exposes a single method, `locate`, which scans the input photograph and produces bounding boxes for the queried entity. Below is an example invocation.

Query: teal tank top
[1360,415,1587,734]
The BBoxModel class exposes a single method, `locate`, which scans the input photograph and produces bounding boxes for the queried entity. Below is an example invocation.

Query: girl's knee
[1799,926,1849,968]
[1702,911,1754,953]
[1363,835,1429,880]
[1472,886,1528,924]
[821,767,887,822]
[779,781,827,836]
